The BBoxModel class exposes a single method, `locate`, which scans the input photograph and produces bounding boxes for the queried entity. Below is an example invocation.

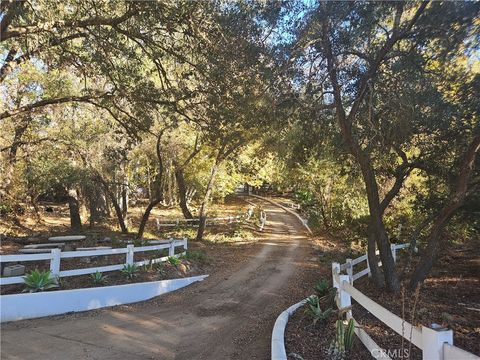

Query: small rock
[3,264,25,277]
[177,263,188,275]
[98,237,111,243]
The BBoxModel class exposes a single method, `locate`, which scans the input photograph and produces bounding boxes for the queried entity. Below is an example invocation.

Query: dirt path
[1,197,320,360]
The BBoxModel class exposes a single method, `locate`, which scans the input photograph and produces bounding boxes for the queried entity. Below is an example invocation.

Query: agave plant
[90,271,108,285]
[121,264,138,279]
[305,295,333,325]
[314,278,331,297]
[23,269,59,293]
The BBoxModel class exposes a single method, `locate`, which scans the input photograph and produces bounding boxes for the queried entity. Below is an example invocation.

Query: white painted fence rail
[0,238,187,286]
[332,244,479,360]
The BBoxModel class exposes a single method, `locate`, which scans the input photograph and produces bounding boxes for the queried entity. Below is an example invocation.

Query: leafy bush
[167,256,180,266]
[305,295,333,325]
[182,250,210,264]
[90,271,108,285]
[121,264,138,279]
[329,319,355,359]
[314,278,330,297]
[23,269,59,293]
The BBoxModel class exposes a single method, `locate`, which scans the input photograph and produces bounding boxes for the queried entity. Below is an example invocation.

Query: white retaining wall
[0,275,208,323]
[271,299,307,360]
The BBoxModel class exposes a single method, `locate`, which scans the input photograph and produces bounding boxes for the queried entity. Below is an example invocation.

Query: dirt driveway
[1,197,321,360]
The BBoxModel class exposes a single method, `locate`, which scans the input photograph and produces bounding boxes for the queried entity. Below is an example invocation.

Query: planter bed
[0,256,207,295]
[0,274,208,323]
[285,302,372,360]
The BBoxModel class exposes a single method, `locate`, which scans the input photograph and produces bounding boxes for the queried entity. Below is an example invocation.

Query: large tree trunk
[0,117,30,201]
[110,192,128,233]
[136,129,166,239]
[367,223,385,287]
[175,167,193,219]
[97,177,128,233]
[195,161,220,241]
[136,198,162,239]
[319,5,427,293]
[360,160,399,292]
[67,189,82,231]
[410,135,480,289]
[121,179,128,218]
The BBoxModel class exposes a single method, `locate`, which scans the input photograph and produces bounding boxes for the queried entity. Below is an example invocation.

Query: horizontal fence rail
[332,243,478,360]
[0,238,187,286]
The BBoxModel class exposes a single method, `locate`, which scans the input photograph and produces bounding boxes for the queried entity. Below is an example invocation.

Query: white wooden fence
[0,238,187,286]
[332,244,479,360]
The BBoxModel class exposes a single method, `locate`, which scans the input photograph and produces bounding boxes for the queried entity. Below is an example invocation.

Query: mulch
[285,234,480,359]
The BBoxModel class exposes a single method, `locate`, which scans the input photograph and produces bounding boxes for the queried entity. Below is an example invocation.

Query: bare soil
[1,196,324,360]
[352,242,480,359]
[0,196,256,294]
[286,309,372,360]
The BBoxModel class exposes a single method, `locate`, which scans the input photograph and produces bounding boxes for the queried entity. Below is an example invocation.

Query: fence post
[156,218,160,230]
[421,325,453,360]
[346,258,353,284]
[126,244,134,265]
[332,262,340,288]
[183,238,188,252]
[391,244,397,263]
[50,248,61,278]
[337,273,352,318]
[169,238,175,257]
[366,252,371,277]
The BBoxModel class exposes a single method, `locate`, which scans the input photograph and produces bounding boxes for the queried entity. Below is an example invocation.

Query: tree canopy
[1,0,479,291]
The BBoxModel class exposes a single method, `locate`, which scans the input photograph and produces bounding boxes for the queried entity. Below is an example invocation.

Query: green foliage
[167,256,180,266]
[182,250,210,264]
[90,271,108,285]
[305,295,333,325]
[314,278,331,297]
[23,269,59,293]
[121,264,138,279]
[329,319,356,359]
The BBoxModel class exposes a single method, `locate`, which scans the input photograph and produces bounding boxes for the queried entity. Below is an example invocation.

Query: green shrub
[314,278,331,297]
[23,269,59,293]
[90,271,108,285]
[182,250,210,264]
[305,295,333,325]
[167,256,180,266]
[121,264,138,279]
